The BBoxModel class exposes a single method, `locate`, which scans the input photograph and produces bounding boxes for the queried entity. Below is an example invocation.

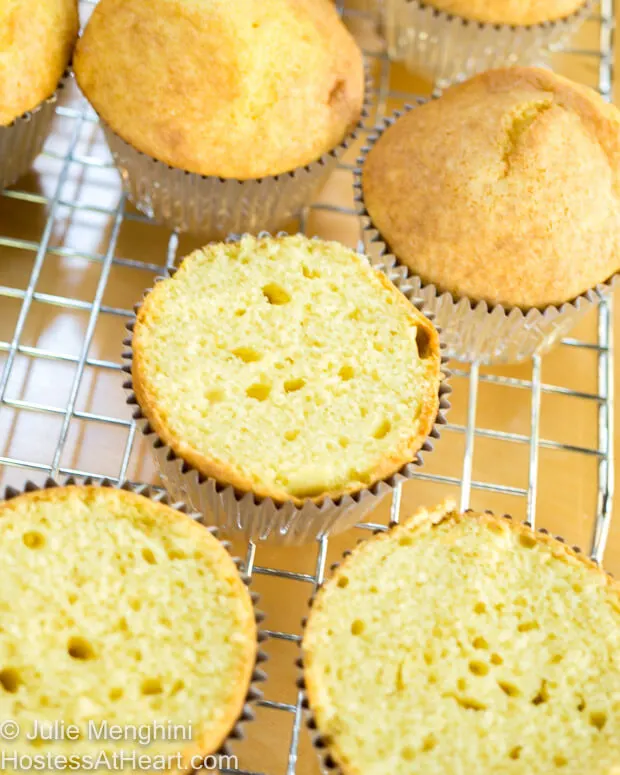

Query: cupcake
[301,502,620,774]
[0,479,265,772]
[74,0,366,238]
[123,234,449,544]
[383,0,591,86]
[0,0,77,189]
[357,67,620,363]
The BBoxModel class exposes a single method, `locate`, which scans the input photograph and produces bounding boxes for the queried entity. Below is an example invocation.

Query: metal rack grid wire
[0,1,616,773]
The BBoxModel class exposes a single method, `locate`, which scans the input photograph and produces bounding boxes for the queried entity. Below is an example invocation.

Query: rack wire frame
[0,1,616,773]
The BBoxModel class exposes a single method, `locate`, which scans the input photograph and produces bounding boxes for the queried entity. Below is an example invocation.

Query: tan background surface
[0,2,618,773]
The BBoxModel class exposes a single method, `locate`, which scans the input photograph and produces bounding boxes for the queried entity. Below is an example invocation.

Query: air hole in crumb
[399,535,413,547]
[117,617,128,633]
[498,681,520,697]
[141,548,156,565]
[422,734,437,752]
[302,265,321,279]
[0,668,20,693]
[360,407,368,417]
[23,531,45,549]
[246,383,271,401]
[519,534,537,549]
[68,593,78,605]
[284,378,305,393]
[577,698,586,712]
[454,695,486,711]
[339,437,349,448]
[351,620,364,636]
[235,308,246,316]
[518,621,539,633]
[68,636,95,661]
[457,678,467,692]
[554,755,568,767]
[573,583,583,594]
[473,636,488,650]
[590,711,607,730]
[337,576,349,588]
[509,746,522,760]
[401,746,415,761]
[469,661,489,677]
[491,653,503,665]
[232,347,262,363]
[206,389,225,403]
[369,585,378,594]
[328,78,346,105]
[423,652,433,666]
[515,596,527,607]
[262,283,290,305]
[284,429,300,442]
[474,602,487,614]
[373,419,391,440]
[168,549,186,561]
[109,688,123,701]
[129,598,141,612]
[415,326,432,358]
[141,678,163,696]
[339,365,354,381]
[532,681,549,705]
[170,679,185,696]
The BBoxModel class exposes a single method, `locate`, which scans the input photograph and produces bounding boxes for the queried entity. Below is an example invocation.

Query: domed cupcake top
[74,0,365,179]
[362,67,620,309]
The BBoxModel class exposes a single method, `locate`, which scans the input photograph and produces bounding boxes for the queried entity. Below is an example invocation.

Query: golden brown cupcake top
[362,67,620,310]
[422,0,586,25]
[0,0,78,126]
[74,0,365,179]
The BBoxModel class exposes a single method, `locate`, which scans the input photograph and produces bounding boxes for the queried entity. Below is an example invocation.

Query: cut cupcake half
[123,233,450,543]
[301,502,620,774]
[0,477,266,772]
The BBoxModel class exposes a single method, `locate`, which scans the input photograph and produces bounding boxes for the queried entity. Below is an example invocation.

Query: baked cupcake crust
[362,67,620,309]
[0,484,258,772]
[418,0,587,25]
[131,235,442,506]
[303,503,620,775]
[74,0,365,179]
[0,0,78,126]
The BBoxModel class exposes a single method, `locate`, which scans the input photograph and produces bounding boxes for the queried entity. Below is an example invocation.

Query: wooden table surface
[0,3,617,773]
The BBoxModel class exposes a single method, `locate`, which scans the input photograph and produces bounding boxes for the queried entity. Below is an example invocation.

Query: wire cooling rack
[0,2,616,773]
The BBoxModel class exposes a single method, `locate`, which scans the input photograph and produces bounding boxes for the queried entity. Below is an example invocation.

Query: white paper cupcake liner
[99,70,371,239]
[296,510,611,775]
[383,0,592,86]
[0,74,67,191]
[121,240,451,545]
[354,106,620,364]
[1,475,268,767]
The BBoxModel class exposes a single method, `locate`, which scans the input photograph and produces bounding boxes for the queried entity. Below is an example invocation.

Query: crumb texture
[132,235,441,503]
[420,0,586,25]
[0,0,78,125]
[74,0,364,178]
[303,510,620,775]
[362,67,620,309]
[0,486,256,766]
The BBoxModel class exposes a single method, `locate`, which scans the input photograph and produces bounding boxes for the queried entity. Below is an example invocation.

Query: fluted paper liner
[121,238,451,545]
[383,0,593,86]
[296,510,613,775]
[100,70,372,239]
[1,475,267,770]
[0,74,67,191]
[354,105,620,364]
